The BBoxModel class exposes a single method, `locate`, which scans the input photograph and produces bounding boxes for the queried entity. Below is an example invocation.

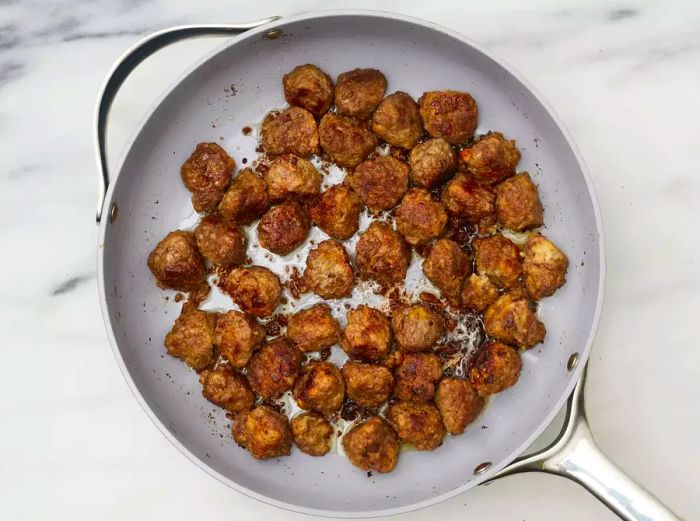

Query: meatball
[495,172,544,231]
[247,337,302,400]
[395,188,448,246]
[459,132,520,185]
[341,305,392,361]
[303,240,355,299]
[387,401,444,451]
[261,107,319,158]
[180,142,235,212]
[392,304,445,352]
[468,341,522,396]
[318,113,378,168]
[148,230,206,292]
[483,294,546,349]
[393,352,442,403]
[418,90,478,145]
[286,303,340,352]
[435,378,484,434]
[523,234,569,300]
[345,156,409,212]
[283,64,334,117]
[308,184,362,240]
[409,137,457,188]
[194,215,247,267]
[334,68,387,119]
[473,234,522,289]
[257,201,310,255]
[371,91,422,149]
[422,239,471,306]
[461,273,499,312]
[342,361,394,408]
[293,361,345,414]
[291,412,334,456]
[163,304,217,370]
[213,310,266,368]
[342,416,399,473]
[218,168,269,225]
[232,405,292,460]
[221,266,281,317]
[441,173,496,224]
[264,154,321,203]
[200,364,255,413]
[355,221,410,286]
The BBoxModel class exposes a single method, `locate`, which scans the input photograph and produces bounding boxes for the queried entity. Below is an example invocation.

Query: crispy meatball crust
[218,168,269,225]
[286,303,340,352]
[395,188,448,246]
[409,137,457,188]
[222,266,281,317]
[461,273,499,312]
[334,68,387,119]
[422,239,471,306]
[341,305,392,362]
[291,412,334,456]
[319,113,378,168]
[309,185,363,240]
[393,352,442,403]
[257,201,310,255]
[371,91,422,149]
[484,294,546,349]
[419,91,478,145]
[391,304,445,352]
[441,173,496,224]
[283,64,334,117]
[346,156,409,212]
[435,378,484,434]
[200,364,255,413]
[495,172,544,231]
[468,341,522,396]
[213,310,266,368]
[342,361,394,408]
[387,401,444,451]
[247,337,302,400]
[303,240,355,299]
[523,234,569,300]
[355,221,410,286]
[180,142,235,212]
[342,416,399,473]
[261,107,319,158]
[293,361,345,414]
[164,304,217,370]
[194,215,247,267]
[473,234,522,289]
[232,405,292,460]
[264,154,321,203]
[459,132,520,185]
[148,230,206,292]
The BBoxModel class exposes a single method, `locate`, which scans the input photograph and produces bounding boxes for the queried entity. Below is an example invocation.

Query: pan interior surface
[100,12,602,516]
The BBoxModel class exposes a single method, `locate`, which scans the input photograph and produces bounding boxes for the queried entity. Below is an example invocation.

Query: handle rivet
[109,202,119,223]
[567,352,579,371]
[473,462,492,475]
[263,28,283,40]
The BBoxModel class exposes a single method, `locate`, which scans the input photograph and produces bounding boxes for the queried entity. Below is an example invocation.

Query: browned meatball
[232,405,292,460]
[200,364,255,413]
[286,303,340,352]
[418,90,478,145]
[391,304,445,352]
[473,234,522,289]
[342,416,399,473]
[341,361,394,408]
[180,142,235,212]
[435,378,484,434]
[459,132,520,185]
[387,401,444,451]
[293,361,345,414]
[221,266,281,317]
[346,156,409,212]
[303,240,355,299]
[308,184,362,240]
[468,341,522,396]
[409,137,457,188]
[283,64,334,117]
[247,337,302,400]
[341,305,392,361]
[441,173,496,224]
[371,91,422,149]
[393,352,442,403]
[484,294,545,349]
[334,68,387,119]
[318,113,378,168]
[395,188,447,246]
[261,107,319,158]
[213,310,266,368]
[422,239,471,306]
[495,172,543,231]
[291,412,334,456]
[264,154,321,203]
[163,304,217,370]
[461,273,499,312]
[194,215,246,267]
[148,230,206,292]
[355,221,410,286]
[218,168,269,225]
[257,201,310,255]
[523,234,569,300]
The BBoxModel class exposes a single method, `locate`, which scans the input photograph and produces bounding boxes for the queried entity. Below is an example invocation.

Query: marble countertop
[1,0,699,519]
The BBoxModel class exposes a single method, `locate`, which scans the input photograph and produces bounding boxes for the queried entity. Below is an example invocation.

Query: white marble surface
[1,0,699,519]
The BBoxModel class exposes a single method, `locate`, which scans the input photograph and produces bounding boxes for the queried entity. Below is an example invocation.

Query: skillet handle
[94,17,281,223]
[490,368,683,521]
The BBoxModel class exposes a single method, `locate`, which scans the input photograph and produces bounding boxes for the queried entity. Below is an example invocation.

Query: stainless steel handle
[94,17,280,222]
